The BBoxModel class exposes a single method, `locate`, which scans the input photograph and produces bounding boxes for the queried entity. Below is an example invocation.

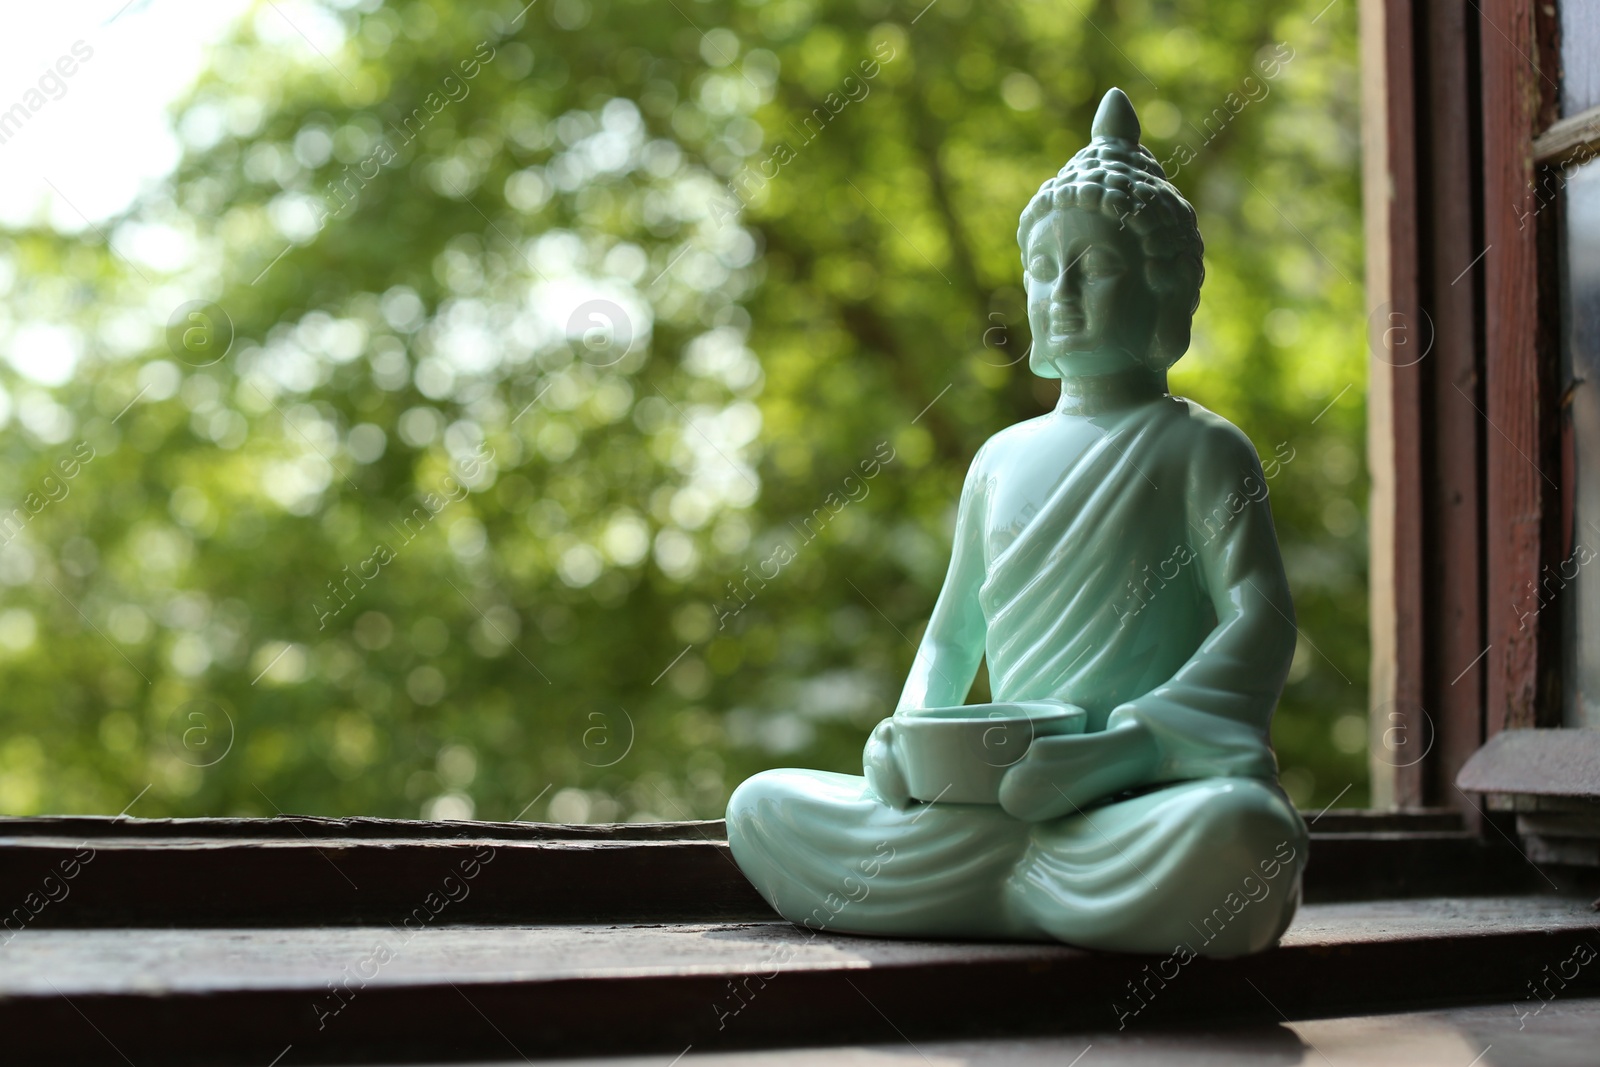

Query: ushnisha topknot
[1019,87,1205,371]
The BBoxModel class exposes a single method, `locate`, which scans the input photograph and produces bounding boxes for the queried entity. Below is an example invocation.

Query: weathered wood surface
[10,897,1594,996]
[390,996,1600,1066]
[1481,0,1557,736]
[1534,102,1600,163]
[0,814,1538,928]
[1420,0,1488,819]
[0,832,772,927]
[3,898,1597,1064]
[1360,0,1427,810]
[0,809,1462,838]
[1275,809,1461,833]
[1301,830,1540,901]
[0,813,729,840]
[1458,729,1600,797]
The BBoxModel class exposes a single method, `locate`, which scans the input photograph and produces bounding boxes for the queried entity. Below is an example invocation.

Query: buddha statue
[725,88,1307,958]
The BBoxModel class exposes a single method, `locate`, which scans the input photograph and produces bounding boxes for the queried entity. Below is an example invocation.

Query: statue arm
[1100,416,1295,780]
[894,445,991,712]
[866,444,990,807]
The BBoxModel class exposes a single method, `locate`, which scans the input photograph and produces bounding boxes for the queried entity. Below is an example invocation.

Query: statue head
[1017,88,1204,381]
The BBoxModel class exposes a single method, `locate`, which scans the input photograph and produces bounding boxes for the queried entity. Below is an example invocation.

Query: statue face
[1022,207,1160,379]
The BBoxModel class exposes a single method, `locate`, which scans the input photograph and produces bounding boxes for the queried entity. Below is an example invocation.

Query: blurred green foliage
[0,0,1367,821]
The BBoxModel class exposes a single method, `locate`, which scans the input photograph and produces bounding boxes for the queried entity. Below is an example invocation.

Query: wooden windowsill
[0,810,1542,929]
[3,813,1594,1062]
[6,896,1599,1063]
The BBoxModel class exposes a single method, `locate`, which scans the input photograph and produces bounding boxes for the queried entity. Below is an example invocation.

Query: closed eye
[1080,248,1125,276]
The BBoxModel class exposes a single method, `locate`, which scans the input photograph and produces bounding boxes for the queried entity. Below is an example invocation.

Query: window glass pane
[1562,3,1600,116]
[1560,160,1600,726]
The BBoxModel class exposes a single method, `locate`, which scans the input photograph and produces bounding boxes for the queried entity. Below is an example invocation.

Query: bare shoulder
[969,413,1052,476]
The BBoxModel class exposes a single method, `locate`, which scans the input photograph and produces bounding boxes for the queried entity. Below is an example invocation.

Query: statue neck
[1054,366,1168,416]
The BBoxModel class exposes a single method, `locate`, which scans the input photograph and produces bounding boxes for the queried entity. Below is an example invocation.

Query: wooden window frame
[1365,0,1600,815]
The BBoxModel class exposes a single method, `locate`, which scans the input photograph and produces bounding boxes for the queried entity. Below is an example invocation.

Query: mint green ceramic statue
[725,88,1308,958]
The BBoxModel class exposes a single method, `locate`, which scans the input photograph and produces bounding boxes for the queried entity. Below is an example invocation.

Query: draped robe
[726,397,1308,958]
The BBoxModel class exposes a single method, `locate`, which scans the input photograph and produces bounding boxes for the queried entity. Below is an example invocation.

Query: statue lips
[1049,306,1087,343]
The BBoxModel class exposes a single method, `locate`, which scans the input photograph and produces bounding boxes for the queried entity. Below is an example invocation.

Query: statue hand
[862,717,913,809]
[998,718,1161,822]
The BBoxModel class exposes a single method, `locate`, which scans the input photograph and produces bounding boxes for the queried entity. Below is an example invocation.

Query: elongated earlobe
[1153,307,1192,369]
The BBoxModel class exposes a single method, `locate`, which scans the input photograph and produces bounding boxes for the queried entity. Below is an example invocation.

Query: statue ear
[1152,304,1192,368]
[1146,254,1201,369]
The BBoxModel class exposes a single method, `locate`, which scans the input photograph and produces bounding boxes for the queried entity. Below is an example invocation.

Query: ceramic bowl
[894,700,1088,804]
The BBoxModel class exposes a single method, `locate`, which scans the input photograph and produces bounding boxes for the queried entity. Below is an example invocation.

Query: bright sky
[0,0,254,230]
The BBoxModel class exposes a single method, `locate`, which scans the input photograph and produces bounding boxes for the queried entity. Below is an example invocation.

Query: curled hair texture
[1018,88,1205,370]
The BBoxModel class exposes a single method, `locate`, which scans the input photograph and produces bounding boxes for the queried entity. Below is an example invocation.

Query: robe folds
[727,397,1309,958]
